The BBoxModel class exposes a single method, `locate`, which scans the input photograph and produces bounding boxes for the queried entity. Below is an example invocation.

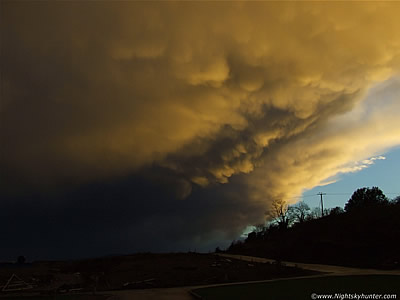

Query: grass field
[192,275,400,300]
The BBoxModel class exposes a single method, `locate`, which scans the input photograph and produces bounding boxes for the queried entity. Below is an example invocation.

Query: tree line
[242,186,399,243]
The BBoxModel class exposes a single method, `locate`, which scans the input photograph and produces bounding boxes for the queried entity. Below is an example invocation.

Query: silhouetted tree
[254,223,265,233]
[227,239,244,252]
[307,207,322,220]
[328,206,344,216]
[392,195,400,205]
[290,201,310,223]
[269,199,294,230]
[252,223,267,239]
[246,231,257,242]
[345,187,388,212]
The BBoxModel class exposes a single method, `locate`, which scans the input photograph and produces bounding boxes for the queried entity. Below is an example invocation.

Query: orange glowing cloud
[2,1,400,204]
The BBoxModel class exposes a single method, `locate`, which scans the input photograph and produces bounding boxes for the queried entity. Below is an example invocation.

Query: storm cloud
[1,2,400,260]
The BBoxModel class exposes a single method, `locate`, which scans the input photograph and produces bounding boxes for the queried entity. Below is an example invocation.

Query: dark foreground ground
[0,296,107,300]
[0,253,318,298]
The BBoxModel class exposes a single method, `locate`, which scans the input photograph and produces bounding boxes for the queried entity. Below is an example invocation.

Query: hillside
[227,204,400,269]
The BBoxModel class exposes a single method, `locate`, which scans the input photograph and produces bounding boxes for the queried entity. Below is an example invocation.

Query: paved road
[218,253,400,276]
[102,253,400,300]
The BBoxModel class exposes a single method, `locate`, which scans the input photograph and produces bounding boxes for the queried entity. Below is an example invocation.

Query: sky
[303,146,400,211]
[1,2,400,261]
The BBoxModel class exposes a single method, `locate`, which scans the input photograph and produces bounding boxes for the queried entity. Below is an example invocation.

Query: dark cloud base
[0,168,261,261]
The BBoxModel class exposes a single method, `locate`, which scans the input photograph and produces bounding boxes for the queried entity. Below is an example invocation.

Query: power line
[284,194,319,200]
[324,193,353,195]
[300,192,400,197]
[284,191,400,201]
[285,191,400,203]
[324,192,400,195]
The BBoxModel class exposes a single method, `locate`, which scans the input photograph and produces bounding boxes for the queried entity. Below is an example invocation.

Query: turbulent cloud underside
[1,2,400,258]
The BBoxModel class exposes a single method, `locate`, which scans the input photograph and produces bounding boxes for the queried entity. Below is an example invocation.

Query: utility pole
[318,192,326,217]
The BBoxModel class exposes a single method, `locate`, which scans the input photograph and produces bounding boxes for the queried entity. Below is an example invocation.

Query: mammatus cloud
[1,2,400,258]
[246,77,400,205]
